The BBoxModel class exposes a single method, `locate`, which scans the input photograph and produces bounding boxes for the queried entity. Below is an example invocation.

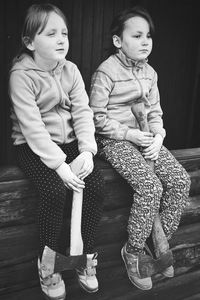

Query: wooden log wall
[0,148,200,300]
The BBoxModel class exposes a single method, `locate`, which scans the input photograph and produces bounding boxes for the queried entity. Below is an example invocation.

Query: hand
[55,162,85,192]
[72,151,94,180]
[142,134,163,161]
[126,129,154,147]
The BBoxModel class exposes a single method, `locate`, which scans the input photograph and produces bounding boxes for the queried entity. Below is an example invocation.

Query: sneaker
[121,243,152,290]
[38,259,66,300]
[76,253,98,293]
[162,265,174,278]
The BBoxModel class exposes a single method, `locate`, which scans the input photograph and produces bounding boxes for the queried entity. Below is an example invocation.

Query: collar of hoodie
[115,49,147,70]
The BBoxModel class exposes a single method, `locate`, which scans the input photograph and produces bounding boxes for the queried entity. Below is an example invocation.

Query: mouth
[56,49,65,53]
[140,49,149,53]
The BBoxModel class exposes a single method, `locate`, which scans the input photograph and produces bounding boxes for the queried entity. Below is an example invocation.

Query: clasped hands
[55,151,93,192]
[126,129,163,161]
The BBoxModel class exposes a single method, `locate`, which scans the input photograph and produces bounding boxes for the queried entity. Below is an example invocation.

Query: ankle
[126,242,143,255]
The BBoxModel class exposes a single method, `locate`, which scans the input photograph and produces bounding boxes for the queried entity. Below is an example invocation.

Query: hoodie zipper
[131,68,144,99]
[50,70,67,141]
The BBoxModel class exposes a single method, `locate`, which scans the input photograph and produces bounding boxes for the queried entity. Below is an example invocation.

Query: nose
[57,38,64,44]
[141,37,148,45]
[57,34,65,44]
[142,36,149,45]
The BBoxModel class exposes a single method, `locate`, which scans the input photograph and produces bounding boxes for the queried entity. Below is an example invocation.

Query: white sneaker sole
[42,291,66,300]
[77,278,98,293]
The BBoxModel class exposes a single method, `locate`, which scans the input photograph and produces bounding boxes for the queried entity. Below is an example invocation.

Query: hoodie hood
[10,54,66,77]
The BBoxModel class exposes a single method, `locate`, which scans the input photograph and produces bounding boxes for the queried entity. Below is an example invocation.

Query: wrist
[81,151,93,158]
[155,133,163,141]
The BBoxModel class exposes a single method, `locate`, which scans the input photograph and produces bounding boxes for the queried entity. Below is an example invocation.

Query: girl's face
[117,16,152,61]
[28,12,69,70]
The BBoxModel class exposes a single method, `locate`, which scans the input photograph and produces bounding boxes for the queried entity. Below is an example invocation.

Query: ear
[112,35,122,49]
[23,36,35,51]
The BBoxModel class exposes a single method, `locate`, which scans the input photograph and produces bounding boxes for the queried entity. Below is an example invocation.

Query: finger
[72,175,85,185]
[64,183,73,191]
[80,166,93,180]
[69,181,84,192]
[70,178,85,189]
[143,132,154,137]
[78,163,93,177]
[144,153,158,160]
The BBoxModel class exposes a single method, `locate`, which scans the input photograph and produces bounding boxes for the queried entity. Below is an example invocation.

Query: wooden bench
[0,148,200,300]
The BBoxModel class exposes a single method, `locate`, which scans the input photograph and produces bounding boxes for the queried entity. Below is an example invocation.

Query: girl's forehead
[46,12,66,26]
[124,16,150,31]
[40,11,67,31]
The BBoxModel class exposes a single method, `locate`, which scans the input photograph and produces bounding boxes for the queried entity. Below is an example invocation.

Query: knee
[172,167,191,194]
[85,166,105,199]
[39,180,66,207]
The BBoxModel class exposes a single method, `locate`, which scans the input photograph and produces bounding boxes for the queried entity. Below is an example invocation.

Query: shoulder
[62,59,83,79]
[93,55,119,82]
[63,59,77,70]
[9,66,32,90]
[144,62,158,81]
[96,56,116,73]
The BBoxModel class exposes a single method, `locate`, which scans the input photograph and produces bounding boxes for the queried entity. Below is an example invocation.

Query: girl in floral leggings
[89,6,191,291]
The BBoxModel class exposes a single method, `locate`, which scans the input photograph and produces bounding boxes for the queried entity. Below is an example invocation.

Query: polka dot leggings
[15,141,104,256]
[96,136,191,250]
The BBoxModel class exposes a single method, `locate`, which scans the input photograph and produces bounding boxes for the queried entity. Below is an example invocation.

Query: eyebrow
[45,28,68,32]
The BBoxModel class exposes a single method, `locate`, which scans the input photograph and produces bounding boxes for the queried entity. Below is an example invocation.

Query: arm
[69,66,96,178]
[70,66,97,156]
[143,72,166,160]
[148,71,166,139]
[90,70,130,140]
[9,71,66,170]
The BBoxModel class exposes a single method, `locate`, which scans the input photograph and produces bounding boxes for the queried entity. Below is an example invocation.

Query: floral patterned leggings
[96,136,191,249]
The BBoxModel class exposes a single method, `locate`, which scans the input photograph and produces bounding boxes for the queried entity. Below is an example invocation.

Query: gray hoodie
[9,54,97,169]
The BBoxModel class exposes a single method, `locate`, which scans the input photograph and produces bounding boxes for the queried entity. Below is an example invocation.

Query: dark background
[1,0,200,166]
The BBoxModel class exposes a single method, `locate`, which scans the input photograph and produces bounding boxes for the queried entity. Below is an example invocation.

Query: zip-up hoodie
[9,54,97,169]
[90,50,166,140]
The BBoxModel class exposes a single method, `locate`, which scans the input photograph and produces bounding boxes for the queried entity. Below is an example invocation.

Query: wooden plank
[1,171,199,227]
[183,294,200,300]
[0,148,200,182]
[0,224,38,264]
[1,264,200,300]
[1,214,199,269]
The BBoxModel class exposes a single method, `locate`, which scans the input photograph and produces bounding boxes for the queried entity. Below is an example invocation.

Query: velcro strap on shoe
[87,258,97,267]
[84,257,97,276]
[86,266,96,276]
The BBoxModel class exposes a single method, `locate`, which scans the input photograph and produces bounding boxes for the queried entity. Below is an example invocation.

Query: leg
[61,141,104,254]
[97,136,163,250]
[97,136,165,289]
[15,144,67,300]
[15,144,69,257]
[61,141,104,293]
[81,163,104,253]
[154,146,191,240]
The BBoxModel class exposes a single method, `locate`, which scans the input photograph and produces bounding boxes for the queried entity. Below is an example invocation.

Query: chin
[56,55,66,61]
[139,54,148,61]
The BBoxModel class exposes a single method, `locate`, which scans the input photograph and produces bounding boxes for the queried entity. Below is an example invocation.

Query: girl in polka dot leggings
[9,4,104,299]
